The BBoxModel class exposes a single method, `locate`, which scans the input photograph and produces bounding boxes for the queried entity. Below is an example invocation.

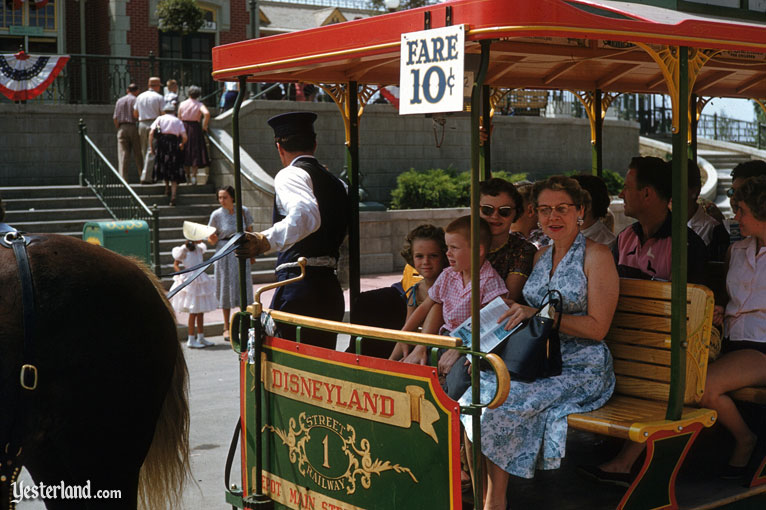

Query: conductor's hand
[236,232,271,258]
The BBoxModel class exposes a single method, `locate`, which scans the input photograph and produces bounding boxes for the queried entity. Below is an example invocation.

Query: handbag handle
[538,289,563,330]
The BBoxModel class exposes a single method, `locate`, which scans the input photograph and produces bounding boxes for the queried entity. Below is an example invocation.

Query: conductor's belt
[275,256,337,273]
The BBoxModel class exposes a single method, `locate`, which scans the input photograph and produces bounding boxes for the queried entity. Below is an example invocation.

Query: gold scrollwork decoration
[488,87,512,118]
[634,44,720,134]
[263,412,418,496]
[312,83,380,145]
[571,90,621,145]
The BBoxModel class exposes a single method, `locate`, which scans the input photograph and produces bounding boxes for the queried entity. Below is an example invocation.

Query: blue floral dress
[459,233,615,479]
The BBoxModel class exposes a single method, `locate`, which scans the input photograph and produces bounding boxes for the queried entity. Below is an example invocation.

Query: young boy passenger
[390,216,508,385]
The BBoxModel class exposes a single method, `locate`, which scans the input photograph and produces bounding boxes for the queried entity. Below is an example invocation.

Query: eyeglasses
[480,205,514,218]
[726,187,735,198]
[536,203,576,217]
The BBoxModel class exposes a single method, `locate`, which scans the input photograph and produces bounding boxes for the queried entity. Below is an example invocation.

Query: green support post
[592,89,603,177]
[470,40,491,510]
[231,74,273,510]
[481,84,491,180]
[347,82,361,318]
[232,76,250,312]
[668,47,689,421]
[78,118,86,186]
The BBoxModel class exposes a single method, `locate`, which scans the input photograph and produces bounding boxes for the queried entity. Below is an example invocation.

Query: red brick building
[0,1,376,103]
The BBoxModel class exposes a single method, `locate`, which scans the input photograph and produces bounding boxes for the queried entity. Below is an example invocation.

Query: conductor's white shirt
[262,155,347,253]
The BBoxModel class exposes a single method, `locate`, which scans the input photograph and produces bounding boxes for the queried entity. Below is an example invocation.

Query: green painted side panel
[241,337,461,510]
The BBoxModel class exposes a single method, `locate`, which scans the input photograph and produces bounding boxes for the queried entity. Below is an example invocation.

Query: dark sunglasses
[480,205,514,218]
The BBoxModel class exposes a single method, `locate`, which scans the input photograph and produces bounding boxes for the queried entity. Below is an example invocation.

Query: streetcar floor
[462,404,766,510]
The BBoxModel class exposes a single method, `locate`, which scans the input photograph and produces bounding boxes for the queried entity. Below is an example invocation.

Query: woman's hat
[182,221,216,241]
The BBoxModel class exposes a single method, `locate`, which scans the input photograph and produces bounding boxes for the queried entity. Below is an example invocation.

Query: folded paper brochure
[451,296,555,352]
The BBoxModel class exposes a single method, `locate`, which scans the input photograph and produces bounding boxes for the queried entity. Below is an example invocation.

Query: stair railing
[78,119,161,275]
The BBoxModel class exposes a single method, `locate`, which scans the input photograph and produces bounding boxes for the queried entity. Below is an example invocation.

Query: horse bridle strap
[1,232,37,391]
[0,231,37,503]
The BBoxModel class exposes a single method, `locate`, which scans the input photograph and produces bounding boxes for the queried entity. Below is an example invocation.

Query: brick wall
[220,0,247,45]
[126,0,158,58]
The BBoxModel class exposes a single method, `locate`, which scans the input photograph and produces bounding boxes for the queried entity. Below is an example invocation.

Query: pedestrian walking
[134,76,164,183]
[112,83,142,181]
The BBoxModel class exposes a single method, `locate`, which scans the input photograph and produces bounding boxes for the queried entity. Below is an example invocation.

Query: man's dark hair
[629,156,672,202]
[479,177,524,222]
[276,133,316,153]
[127,83,139,93]
[573,174,610,219]
[731,160,766,181]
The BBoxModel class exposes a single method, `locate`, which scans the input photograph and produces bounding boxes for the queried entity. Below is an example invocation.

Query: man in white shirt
[687,159,729,261]
[237,112,349,349]
[133,77,164,183]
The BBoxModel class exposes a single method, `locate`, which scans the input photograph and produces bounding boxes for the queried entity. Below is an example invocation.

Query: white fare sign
[399,25,465,115]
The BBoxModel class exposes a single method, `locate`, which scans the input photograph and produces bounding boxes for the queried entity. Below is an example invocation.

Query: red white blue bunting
[0,51,69,101]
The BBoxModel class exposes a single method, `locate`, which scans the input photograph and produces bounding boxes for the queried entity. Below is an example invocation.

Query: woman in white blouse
[149,102,188,205]
[706,174,766,479]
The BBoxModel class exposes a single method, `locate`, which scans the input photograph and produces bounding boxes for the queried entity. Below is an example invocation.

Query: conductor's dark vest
[273,157,349,268]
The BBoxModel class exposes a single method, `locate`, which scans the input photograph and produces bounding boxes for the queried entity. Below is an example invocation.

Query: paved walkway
[174,272,403,334]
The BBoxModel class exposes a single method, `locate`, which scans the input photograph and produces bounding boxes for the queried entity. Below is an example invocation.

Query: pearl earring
[537,222,542,229]
[577,217,584,226]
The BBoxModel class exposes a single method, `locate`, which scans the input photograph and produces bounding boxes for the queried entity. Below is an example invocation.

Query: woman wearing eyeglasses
[461,176,619,510]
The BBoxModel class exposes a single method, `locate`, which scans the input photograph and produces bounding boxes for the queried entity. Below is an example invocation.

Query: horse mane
[131,259,191,510]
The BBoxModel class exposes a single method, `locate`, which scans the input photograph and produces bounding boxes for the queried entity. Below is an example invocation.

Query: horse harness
[0,231,38,506]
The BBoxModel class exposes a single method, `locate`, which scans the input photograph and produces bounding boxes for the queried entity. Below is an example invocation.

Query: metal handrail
[78,119,161,275]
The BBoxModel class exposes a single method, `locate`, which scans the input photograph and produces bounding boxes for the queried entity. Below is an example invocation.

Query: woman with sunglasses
[462,176,619,510]
[479,178,538,302]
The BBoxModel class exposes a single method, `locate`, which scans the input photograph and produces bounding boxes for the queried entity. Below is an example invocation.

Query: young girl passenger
[389,224,449,361]
[169,234,218,348]
[401,224,449,320]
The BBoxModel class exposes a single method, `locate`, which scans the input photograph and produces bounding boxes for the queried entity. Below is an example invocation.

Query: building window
[0,0,58,53]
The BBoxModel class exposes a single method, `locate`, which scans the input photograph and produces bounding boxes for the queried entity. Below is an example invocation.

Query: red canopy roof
[212,0,766,99]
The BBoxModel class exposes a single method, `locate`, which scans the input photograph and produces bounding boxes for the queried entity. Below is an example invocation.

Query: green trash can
[83,220,151,266]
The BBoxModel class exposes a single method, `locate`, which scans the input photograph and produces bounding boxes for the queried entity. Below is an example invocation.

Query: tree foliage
[156,0,204,35]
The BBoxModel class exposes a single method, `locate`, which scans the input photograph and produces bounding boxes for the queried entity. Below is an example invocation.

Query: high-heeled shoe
[169,196,176,206]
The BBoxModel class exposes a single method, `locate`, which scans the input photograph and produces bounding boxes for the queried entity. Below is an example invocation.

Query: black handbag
[491,290,563,382]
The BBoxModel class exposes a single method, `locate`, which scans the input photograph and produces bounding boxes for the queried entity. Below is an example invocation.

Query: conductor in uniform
[237,111,349,349]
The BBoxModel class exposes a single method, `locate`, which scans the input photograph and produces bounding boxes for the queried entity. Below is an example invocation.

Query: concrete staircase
[1,183,278,288]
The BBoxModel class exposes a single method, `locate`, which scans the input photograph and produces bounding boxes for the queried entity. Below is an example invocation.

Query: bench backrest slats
[615,377,671,402]
[606,279,715,404]
[610,343,671,366]
[613,359,671,383]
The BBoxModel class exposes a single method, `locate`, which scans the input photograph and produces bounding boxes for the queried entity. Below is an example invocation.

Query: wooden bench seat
[567,279,717,510]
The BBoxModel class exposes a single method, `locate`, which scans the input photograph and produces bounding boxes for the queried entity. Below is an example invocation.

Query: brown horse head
[0,234,189,509]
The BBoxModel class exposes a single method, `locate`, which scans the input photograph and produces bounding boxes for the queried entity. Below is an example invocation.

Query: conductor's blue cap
[267,111,317,138]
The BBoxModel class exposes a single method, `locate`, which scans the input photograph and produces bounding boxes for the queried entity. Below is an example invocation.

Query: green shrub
[390,169,466,209]
[390,169,531,209]
[602,168,625,196]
